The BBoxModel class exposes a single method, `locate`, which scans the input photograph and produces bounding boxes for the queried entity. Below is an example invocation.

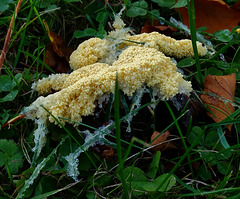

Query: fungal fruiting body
[24,16,207,161]
[125,32,207,58]
[27,44,200,126]
[27,26,207,125]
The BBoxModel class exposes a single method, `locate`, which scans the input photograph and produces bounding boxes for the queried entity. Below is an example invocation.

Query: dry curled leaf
[151,130,176,152]
[43,20,73,73]
[232,0,240,11]
[141,25,177,36]
[141,19,178,36]
[178,0,240,34]
[92,144,114,159]
[200,73,236,131]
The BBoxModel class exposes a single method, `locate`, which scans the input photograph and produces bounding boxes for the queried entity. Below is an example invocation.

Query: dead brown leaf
[141,19,178,36]
[43,20,73,73]
[151,130,177,152]
[232,0,240,11]
[141,25,177,36]
[92,144,114,159]
[178,0,240,34]
[200,73,236,131]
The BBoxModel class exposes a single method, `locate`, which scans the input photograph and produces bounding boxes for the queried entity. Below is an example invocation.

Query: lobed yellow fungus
[125,32,207,58]
[32,74,69,95]
[27,17,207,126]
[23,14,210,179]
[69,38,109,70]
[69,26,207,71]
[28,45,193,125]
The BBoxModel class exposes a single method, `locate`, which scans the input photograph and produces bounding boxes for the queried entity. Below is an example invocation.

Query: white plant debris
[125,87,148,132]
[170,17,215,55]
[65,121,114,181]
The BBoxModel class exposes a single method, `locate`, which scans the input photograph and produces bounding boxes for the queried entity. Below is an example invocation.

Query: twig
[1,113,26,129]
[0,0,23,71]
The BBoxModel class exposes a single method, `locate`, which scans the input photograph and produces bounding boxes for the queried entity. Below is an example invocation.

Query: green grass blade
[231,44,240,72]
[171,187,240,197]
[153,126,206,193]
[41,105,97,170]
[200,40,240,62]
[187,0,203,87]
[110,109,190,172]
[59,117,144,150]
[217,127,231,149]
[16,137,67,199]
[174,175,199,193]
[13,0,37,68]
[30,181,80,199]
[114,73,129,197]
[147,11,184,31]
[164,101,194,177]
[19,50,55,73]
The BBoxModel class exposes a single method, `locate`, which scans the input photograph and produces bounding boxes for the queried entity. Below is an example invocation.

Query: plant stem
[13,0,37,68]
[164,101,194,177]
[0,0,23,71]
[114,73,129,198]
[187,0,203,87]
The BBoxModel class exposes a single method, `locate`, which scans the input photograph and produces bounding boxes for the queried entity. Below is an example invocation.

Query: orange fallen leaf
[151,130,177,152]
[232,0,240,11]
[92,144,114,159]
[44,44,71,73]
[200,73,236,131]
[43,20,73,73]
[141,25,178,36]
[102,146,115,159]
[178,0,240,34]
[141,19,178,36]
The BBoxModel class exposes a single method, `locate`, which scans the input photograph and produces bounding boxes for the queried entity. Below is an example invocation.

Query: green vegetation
[1,0,240,198]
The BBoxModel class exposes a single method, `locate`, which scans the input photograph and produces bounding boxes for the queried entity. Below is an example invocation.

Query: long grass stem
[0,0,23,71]
[187,0,203,87]
[164,101,194,177]
[13,0,37,68]
[114,73,129,198]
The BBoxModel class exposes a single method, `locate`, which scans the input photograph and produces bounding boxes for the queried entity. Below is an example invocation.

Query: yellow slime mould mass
[125,32,207,58]
[26,17,207,126]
